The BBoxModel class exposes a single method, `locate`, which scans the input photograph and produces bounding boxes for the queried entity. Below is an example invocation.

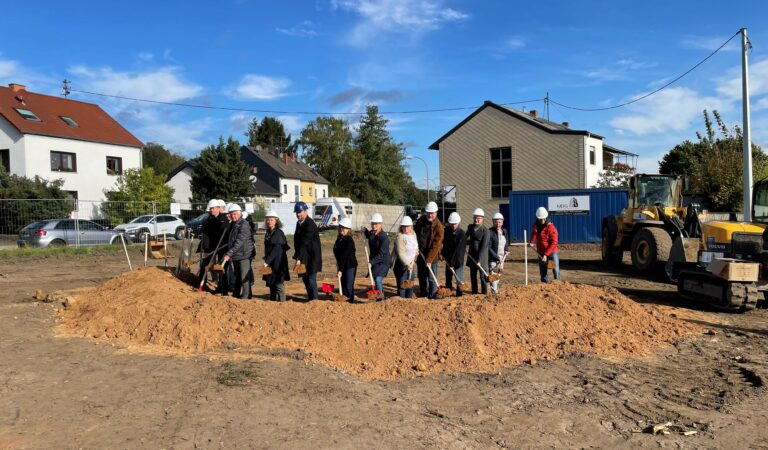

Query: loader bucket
[665,236,699,281]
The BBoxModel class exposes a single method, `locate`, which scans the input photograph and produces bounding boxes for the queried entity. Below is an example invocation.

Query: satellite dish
[249,175,257,183]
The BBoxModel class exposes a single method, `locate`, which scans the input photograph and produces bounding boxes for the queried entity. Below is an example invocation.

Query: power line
[68,87,543,116]
[550,29,742,112]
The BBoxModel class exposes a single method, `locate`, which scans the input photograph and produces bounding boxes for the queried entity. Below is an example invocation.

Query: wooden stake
[119,233,132,271]
[144,233,149,267]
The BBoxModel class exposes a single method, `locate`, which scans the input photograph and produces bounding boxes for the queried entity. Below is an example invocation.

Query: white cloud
[610,87,728,135]
[135,119,215,156]
[68,65,203,102]
[0,55,58,93]
[137,52,154,61]
[232,74,291,100]
[715,58,768,101]
[581,58,657,82]
[276,20,318,38]
[680,35,739,52]
[332,0,467,45]
[277,115,304,135]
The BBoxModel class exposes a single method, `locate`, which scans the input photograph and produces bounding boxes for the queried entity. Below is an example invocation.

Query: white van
[314,197,354,229]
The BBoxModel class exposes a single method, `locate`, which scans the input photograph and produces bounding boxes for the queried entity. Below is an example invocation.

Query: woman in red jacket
[529,207,560,283]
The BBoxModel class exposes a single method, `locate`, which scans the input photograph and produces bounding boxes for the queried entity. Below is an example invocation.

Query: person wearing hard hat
[363,213,390,296]
[334,217,357,302]
[441,212,465,296]
[222,204,255,299]
[465,208,490,294]
[414,201,444,298]
[530,207,560,283]
[293,201,322,300]
[489,212,510,294]
[393,216,418,298]
[197,199,228,290]
[263,210,290,301]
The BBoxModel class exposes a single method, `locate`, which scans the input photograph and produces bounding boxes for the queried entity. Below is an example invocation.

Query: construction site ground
[3,236,768,449]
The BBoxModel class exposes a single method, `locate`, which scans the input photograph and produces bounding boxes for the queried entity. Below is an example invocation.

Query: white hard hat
[207,199,218,210]
[448,212,461,224]
[224,203,232,212]
[265,210,279,218]
[492,212,504,220]
[400,216,413,227]
[472,208,485,217]
[424,201,438,213]
[370,213,383,223]
[216,199,227,208]
[339,217,352,229]
[241,211,248,219]
[228,203,242,213]
[536,207,548,219]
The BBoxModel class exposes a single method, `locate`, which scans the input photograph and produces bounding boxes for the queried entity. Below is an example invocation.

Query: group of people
[197,199,560,302]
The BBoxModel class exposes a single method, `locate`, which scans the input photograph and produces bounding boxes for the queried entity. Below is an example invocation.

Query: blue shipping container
[507,188,628,243]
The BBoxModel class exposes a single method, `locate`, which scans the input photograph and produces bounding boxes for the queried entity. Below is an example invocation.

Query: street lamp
[405,155,429,202]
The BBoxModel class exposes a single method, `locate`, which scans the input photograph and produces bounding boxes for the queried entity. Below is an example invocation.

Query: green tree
[190,136,250,203]
[299,116,362,196]
[351,105,411,204]
[0,167,71,233]
[142,142,185,178]
[103,167,176,225]
[246,117,298,155]
[659,110,768,211]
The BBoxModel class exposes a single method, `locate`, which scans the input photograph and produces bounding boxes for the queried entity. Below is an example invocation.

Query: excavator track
[677,270,758,312]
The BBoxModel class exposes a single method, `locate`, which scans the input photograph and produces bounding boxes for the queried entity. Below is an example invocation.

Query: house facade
[165,161,195,204]
[240,146,329,204]
[0,83,144,201]
[429,100,636,222]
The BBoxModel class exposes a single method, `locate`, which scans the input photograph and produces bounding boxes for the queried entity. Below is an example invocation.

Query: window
[14,108,41,121]
[283,184,288,194]
[0,149,9,172]
[79,220,104,231]
[106,156,122,175]
[60,116,78,127]
[294,185,299,201]
[589,145,596,165]
[490,147,512,198]
[322,189,326,198]
[55,220,75,230]
[64,191,78,210]
[51,151,77,172]
[309,187,313,197]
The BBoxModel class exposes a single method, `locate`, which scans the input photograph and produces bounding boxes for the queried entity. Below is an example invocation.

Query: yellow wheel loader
[601,174,699,272]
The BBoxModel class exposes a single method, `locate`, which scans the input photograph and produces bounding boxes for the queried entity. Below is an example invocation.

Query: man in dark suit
[293,201,322,300]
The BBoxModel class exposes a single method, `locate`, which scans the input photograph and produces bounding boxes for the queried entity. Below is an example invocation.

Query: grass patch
[0,244,128,259]
[216,361,261,386]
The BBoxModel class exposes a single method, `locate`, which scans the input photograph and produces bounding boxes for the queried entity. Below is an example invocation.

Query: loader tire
[601,226,623,266]
[630,227,672,272]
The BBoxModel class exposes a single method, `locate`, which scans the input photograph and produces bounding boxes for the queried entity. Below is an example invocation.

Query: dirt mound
[57,267,700,380]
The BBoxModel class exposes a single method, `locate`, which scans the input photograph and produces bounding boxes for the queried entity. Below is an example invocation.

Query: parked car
[17,219,121,248]
[113,214,187,242]
[184,212,209,237]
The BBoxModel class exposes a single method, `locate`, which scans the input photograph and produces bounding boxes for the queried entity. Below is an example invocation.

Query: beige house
[429,100,636,221]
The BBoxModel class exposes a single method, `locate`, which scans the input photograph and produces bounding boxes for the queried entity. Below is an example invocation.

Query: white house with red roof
[0,83,144,201]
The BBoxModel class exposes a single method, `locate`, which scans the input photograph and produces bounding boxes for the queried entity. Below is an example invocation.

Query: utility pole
[545,92,550,121]
[62,79,71,97]
[742,28,753,222]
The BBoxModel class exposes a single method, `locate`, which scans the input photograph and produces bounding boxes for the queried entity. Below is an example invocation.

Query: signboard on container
[547,195,590,216]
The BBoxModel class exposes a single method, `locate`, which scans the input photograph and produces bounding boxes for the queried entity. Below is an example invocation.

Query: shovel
[333,272,348,302]
[364,245,384,301]
[399,266,414,289]
[467,254,498,282]
[419,252,452,299]
[448,266,466,291]
[197,230,229,291]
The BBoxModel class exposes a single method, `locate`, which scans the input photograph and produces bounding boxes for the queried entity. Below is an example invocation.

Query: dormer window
[14,108,41,121]
[60,116,78,127]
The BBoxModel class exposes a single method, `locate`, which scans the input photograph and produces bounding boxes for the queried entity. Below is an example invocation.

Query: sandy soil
[2,238,768,448]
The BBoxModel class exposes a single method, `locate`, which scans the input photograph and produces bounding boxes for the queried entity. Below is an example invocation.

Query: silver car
[113,214,187,242]
[17,219,121,248]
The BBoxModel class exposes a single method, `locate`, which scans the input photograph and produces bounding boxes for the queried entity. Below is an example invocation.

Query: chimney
[562,121,569,128]
[282,153,288,164]
[290,153,296,162]
[9,83,26,93]
[530,109,538,119]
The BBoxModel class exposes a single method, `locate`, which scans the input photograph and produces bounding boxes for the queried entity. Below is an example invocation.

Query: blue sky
[2,0,766,190]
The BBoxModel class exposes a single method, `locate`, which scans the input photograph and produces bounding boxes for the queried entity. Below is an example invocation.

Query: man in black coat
[293,201,322,300]
[441,212,466,296]
[197,199,229,291]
